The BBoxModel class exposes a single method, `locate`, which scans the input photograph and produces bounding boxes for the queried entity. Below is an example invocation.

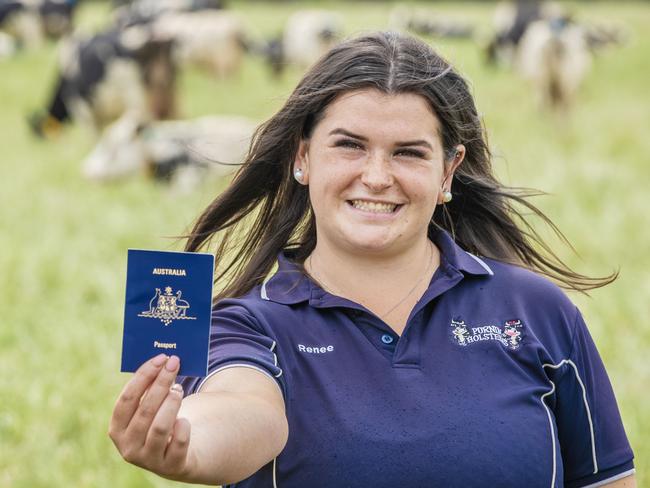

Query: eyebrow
[329,128,367,141]
[328,128,433,151]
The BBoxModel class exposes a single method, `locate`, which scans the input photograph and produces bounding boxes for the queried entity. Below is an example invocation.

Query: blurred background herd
[1,0,648,487]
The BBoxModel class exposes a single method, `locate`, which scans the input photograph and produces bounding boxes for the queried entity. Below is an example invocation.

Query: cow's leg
[28,76,71,137]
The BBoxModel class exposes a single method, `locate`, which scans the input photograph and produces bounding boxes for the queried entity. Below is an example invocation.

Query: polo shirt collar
[433,229,495,278]
[261,229,494,306]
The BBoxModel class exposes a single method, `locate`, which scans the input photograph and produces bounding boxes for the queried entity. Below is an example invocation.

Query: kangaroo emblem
[138,286,197,326]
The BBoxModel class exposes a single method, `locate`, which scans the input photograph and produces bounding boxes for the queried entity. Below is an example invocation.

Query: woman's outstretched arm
[109,355,288,485]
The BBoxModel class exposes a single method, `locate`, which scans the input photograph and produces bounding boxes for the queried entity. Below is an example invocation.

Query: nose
[360,151,393,191]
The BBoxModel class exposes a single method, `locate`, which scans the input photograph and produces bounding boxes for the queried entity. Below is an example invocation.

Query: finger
[164,416,192,468]
[144,383,184,456]
[110,353,168,435]
[126,355,180,443]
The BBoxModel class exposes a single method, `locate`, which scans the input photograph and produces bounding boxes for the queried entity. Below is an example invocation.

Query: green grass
[1,2,648,486]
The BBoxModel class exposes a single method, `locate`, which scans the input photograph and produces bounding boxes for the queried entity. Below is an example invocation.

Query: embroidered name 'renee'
[152,267,187,276]
[298,344,334,354]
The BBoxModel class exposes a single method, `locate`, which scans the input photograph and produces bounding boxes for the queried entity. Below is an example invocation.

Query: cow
[112,0,226,28]
[28,24,176,137]
[260,10,342,77]
[516,17,592,111]
[81,113,256,190]
[583,22,628,53]
[112,1,245,80]
[1,1,44,52]
[485,0,565,66]
[388,5,474,39]
[0,0,76,54]
[151,10,246,79]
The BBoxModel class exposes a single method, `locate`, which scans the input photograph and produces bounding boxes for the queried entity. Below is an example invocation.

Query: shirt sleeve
[552,309,634,487]
[178,301,285,398]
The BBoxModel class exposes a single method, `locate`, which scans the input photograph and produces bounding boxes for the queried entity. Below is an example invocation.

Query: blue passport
[121,249,214,377]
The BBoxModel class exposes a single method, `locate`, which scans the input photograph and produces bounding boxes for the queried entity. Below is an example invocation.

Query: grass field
[1,1,648,486]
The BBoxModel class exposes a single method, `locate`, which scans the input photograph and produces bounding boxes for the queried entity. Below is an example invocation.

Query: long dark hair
[185,31,615,300]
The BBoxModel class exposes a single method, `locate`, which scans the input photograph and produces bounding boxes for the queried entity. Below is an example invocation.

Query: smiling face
[295,88,464,257]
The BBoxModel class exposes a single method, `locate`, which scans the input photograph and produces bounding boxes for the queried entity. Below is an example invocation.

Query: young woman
[109,32,636,487]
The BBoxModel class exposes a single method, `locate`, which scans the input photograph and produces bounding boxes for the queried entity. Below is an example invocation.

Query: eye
[395,148,426,159]
[334,138,363,150]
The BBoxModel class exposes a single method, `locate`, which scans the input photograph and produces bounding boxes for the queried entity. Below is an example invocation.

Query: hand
[109,354,193,480]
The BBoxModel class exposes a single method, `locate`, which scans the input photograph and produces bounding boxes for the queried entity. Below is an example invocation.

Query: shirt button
[381,334,394,344]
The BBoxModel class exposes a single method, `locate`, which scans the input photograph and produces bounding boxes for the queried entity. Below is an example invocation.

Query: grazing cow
[112,0,225,28]
[81,113,256,189]
[388,5,474,39]
[113,0,225,28]
[1,1,43,52]
[485,0,565,66]
[113,2,244,80]
[262,10,342,76]
[29,25,176,137]
[517,17,591,110]
[583,22,628,53]
[0,0,76,53]
[38,0,76,38]
[151,10,246,79]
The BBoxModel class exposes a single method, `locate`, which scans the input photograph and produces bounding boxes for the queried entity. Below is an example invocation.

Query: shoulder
[481,258,577,313]
[213,284,299,330]
[473,258,581,356]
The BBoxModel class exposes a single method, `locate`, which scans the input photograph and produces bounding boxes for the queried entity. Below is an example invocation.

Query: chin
[341,233,399,254]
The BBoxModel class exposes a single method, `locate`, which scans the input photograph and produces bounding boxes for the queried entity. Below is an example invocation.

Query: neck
[306,237,440,325]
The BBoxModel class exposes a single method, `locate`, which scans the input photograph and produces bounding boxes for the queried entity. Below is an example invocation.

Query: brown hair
[185,31,615,300]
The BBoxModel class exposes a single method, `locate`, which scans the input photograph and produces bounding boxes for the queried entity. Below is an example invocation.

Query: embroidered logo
[138,286,196,326]
[449,318,524,351]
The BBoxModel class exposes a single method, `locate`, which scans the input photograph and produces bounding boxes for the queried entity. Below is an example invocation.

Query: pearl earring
[442,190,452,203]
[294,168,303,182]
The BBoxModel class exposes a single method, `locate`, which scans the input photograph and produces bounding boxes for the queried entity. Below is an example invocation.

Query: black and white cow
[388,5,474,40]
[485,0,550,66]
[517,17,592,110]
[0,0,76,55]
[258,10,342,77]
[38,0,76,38]
[151,10,246,79]
[112,0,226,29]
[112,1,245,80]
[29,24,176,137]
[81,113,256,189]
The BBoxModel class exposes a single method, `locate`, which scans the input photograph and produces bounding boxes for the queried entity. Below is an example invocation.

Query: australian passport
[121,249,214,377]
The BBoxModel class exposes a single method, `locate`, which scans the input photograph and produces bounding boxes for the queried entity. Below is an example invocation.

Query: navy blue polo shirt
[180,230,634,488]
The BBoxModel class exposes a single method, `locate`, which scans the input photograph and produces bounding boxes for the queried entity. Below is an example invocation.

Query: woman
[109,32,636,487]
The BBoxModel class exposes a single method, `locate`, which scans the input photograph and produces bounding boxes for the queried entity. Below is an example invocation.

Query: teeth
[351,200,397,213]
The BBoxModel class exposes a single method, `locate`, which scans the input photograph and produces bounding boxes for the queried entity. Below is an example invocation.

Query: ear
[293,139,310,185]
[438,144,465,204]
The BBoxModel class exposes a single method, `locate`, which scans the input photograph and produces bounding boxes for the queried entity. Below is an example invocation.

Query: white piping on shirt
[540,379,559,488]
[543,360,598,474]
[273,457,279,488]
[540,359,598,488]
[269,340,281,374]
[465,252,494,275]
[582,469,635,488]
[261,279,270,300]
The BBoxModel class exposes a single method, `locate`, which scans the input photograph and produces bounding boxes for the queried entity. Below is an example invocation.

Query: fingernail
[170,383,184,396]
[166,355,180,371]
[152,353,168,366]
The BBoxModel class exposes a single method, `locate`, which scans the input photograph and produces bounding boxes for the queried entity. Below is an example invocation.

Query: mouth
[347,199,402,214]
